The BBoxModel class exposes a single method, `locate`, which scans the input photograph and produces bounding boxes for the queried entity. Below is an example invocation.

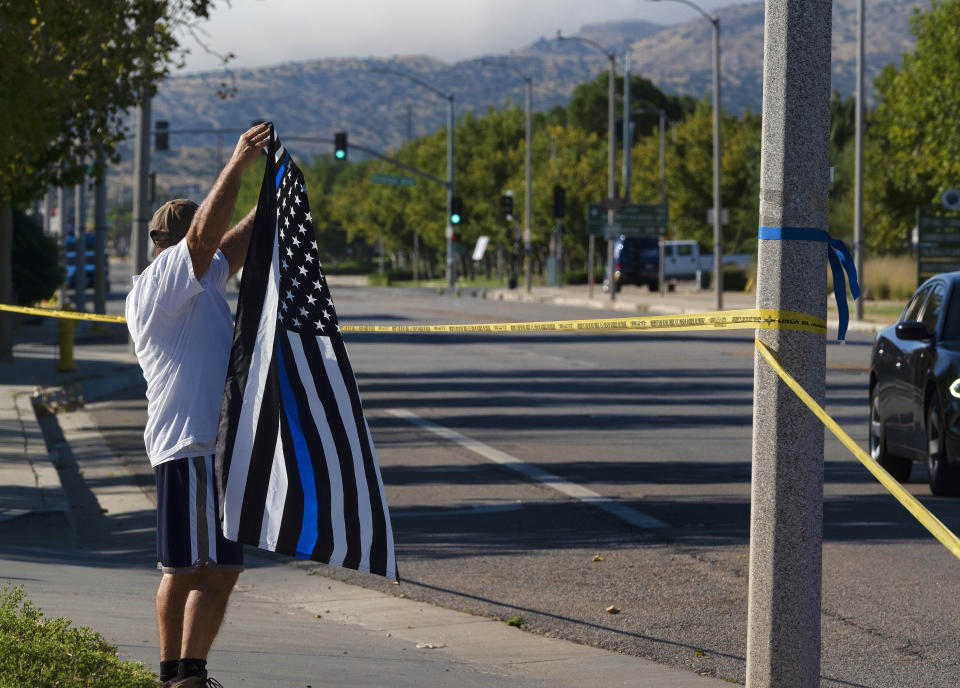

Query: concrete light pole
[556,32,616,302]
[647,0,722,308]
[373,67,456,287]
[481,59,535,292]
[748,1,832,685]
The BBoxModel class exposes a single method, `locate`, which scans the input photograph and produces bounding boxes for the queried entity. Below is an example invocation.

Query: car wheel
[870,392,911,482]
[926,395,958,496]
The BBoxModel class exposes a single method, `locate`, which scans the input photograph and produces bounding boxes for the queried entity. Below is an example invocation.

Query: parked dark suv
[603,236,660,292]
[869,272,960,495]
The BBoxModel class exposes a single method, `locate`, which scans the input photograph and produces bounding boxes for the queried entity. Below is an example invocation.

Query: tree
[12,210,62,305]
[567,72,695,141]
[868,0,960,253]
[0,0,222,361]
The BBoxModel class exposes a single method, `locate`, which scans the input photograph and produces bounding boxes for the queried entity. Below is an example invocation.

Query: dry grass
[860,256,917,301]
[824,255,916,302]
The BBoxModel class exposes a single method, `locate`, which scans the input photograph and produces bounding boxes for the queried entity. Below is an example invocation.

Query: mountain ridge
[136,0,923,186]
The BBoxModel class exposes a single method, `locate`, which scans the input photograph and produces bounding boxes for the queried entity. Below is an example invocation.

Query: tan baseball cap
[149,199,198,247]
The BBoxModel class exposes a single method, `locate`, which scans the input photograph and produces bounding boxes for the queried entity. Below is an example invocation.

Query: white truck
[662,240,753,285]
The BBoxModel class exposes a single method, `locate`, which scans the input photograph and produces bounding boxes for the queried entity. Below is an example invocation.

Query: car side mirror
[896,320,933,341]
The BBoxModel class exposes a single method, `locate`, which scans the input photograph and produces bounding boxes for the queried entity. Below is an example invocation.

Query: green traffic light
[450,213,461,224]
[335,150,345,159]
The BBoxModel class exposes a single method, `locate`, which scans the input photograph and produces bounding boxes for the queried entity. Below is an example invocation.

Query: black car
[869,272,960,495]
[603,236,660,292]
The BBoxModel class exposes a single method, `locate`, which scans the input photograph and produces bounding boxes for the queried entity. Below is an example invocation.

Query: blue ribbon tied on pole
[758,227,860,341]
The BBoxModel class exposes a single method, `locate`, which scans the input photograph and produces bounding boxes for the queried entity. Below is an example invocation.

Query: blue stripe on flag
[276,342,319,558]
[275,164,286,189]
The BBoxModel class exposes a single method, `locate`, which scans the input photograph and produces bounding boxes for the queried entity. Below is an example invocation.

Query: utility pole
[131,91,151,277]
[747,1,832,686]
[854,0,865,321]
[605,53,616,303]
[623,54,632,205]
[524,73,533,293]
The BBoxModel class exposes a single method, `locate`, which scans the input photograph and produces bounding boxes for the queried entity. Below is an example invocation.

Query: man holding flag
[126,122,271,688]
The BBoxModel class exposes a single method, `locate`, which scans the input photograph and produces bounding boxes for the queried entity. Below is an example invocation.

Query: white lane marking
[386,409,668,529]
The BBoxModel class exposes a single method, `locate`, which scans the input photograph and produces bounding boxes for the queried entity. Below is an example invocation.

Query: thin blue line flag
[215,125,396,578]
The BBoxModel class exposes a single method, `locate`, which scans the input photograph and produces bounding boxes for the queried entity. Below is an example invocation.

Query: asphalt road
[83,283,960,687]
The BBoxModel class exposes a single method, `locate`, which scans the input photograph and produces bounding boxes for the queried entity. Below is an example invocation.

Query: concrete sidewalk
[0,317,733,687]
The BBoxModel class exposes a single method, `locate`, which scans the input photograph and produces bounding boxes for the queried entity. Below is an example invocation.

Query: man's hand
[187,123,271,279]
[228,123,272,175]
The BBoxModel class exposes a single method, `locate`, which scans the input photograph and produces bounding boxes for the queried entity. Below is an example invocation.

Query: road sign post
[748,2,832,686]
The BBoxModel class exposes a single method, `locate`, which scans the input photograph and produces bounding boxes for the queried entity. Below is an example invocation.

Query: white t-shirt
[125,240,233,468]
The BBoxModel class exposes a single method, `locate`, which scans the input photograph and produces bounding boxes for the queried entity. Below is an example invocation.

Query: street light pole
[647,0,722,308]
[854,0,865,321]
[556,32,617,302]
[712,14,722,309]
[447,95,456,288]
[371,67,456,287]
[482,59,535,292]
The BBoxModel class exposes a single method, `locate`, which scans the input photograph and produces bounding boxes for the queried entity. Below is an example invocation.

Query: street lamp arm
[370,66,453,101]
[555,31,615,60]
[646,0,716,25]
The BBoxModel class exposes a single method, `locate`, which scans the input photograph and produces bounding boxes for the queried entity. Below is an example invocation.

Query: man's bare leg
[157,573,192,661]
[180,568,240,660]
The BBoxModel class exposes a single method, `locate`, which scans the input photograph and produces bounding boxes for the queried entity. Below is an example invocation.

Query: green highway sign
[917,209,960,283]
[587,202,668,237]
[371,172,416,187]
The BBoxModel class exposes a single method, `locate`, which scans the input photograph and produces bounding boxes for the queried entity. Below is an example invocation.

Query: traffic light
[334,131,347,160]
[501,193,514,219]
[155,120,169,151]
[553,185,566,218]
[450,196,462,225]
[450,232,460,244]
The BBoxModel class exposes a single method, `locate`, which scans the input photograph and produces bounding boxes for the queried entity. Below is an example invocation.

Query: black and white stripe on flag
[215,125,396,579]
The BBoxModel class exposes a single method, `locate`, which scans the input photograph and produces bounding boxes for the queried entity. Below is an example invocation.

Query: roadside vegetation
[0,585,155,688]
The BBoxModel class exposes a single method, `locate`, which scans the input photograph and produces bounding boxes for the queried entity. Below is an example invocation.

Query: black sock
[178,658,207,679]
[160,659,180,682]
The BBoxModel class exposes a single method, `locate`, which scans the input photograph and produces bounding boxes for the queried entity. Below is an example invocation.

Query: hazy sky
[178,0,739,73]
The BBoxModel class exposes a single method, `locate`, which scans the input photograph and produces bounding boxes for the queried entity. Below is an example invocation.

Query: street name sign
[371,173,416,187]
[917,209,960,283]
[587,202,668,238]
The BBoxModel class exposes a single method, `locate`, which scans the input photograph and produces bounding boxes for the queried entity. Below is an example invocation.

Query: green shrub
[13,209,62,304]
[366,272,389,287]
[323,258,374,275]
[722,267,749,292]
[564,269,588,285]
[0,585,156,688]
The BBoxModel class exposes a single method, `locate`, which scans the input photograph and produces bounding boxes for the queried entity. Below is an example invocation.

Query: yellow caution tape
[341,308,827,336]
[4,299,954,559]
[0,303,127,324]
[0,304,827,335]
[755,338,960,561]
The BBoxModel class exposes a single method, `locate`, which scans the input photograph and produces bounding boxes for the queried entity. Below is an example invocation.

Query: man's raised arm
[186,123,271,278]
